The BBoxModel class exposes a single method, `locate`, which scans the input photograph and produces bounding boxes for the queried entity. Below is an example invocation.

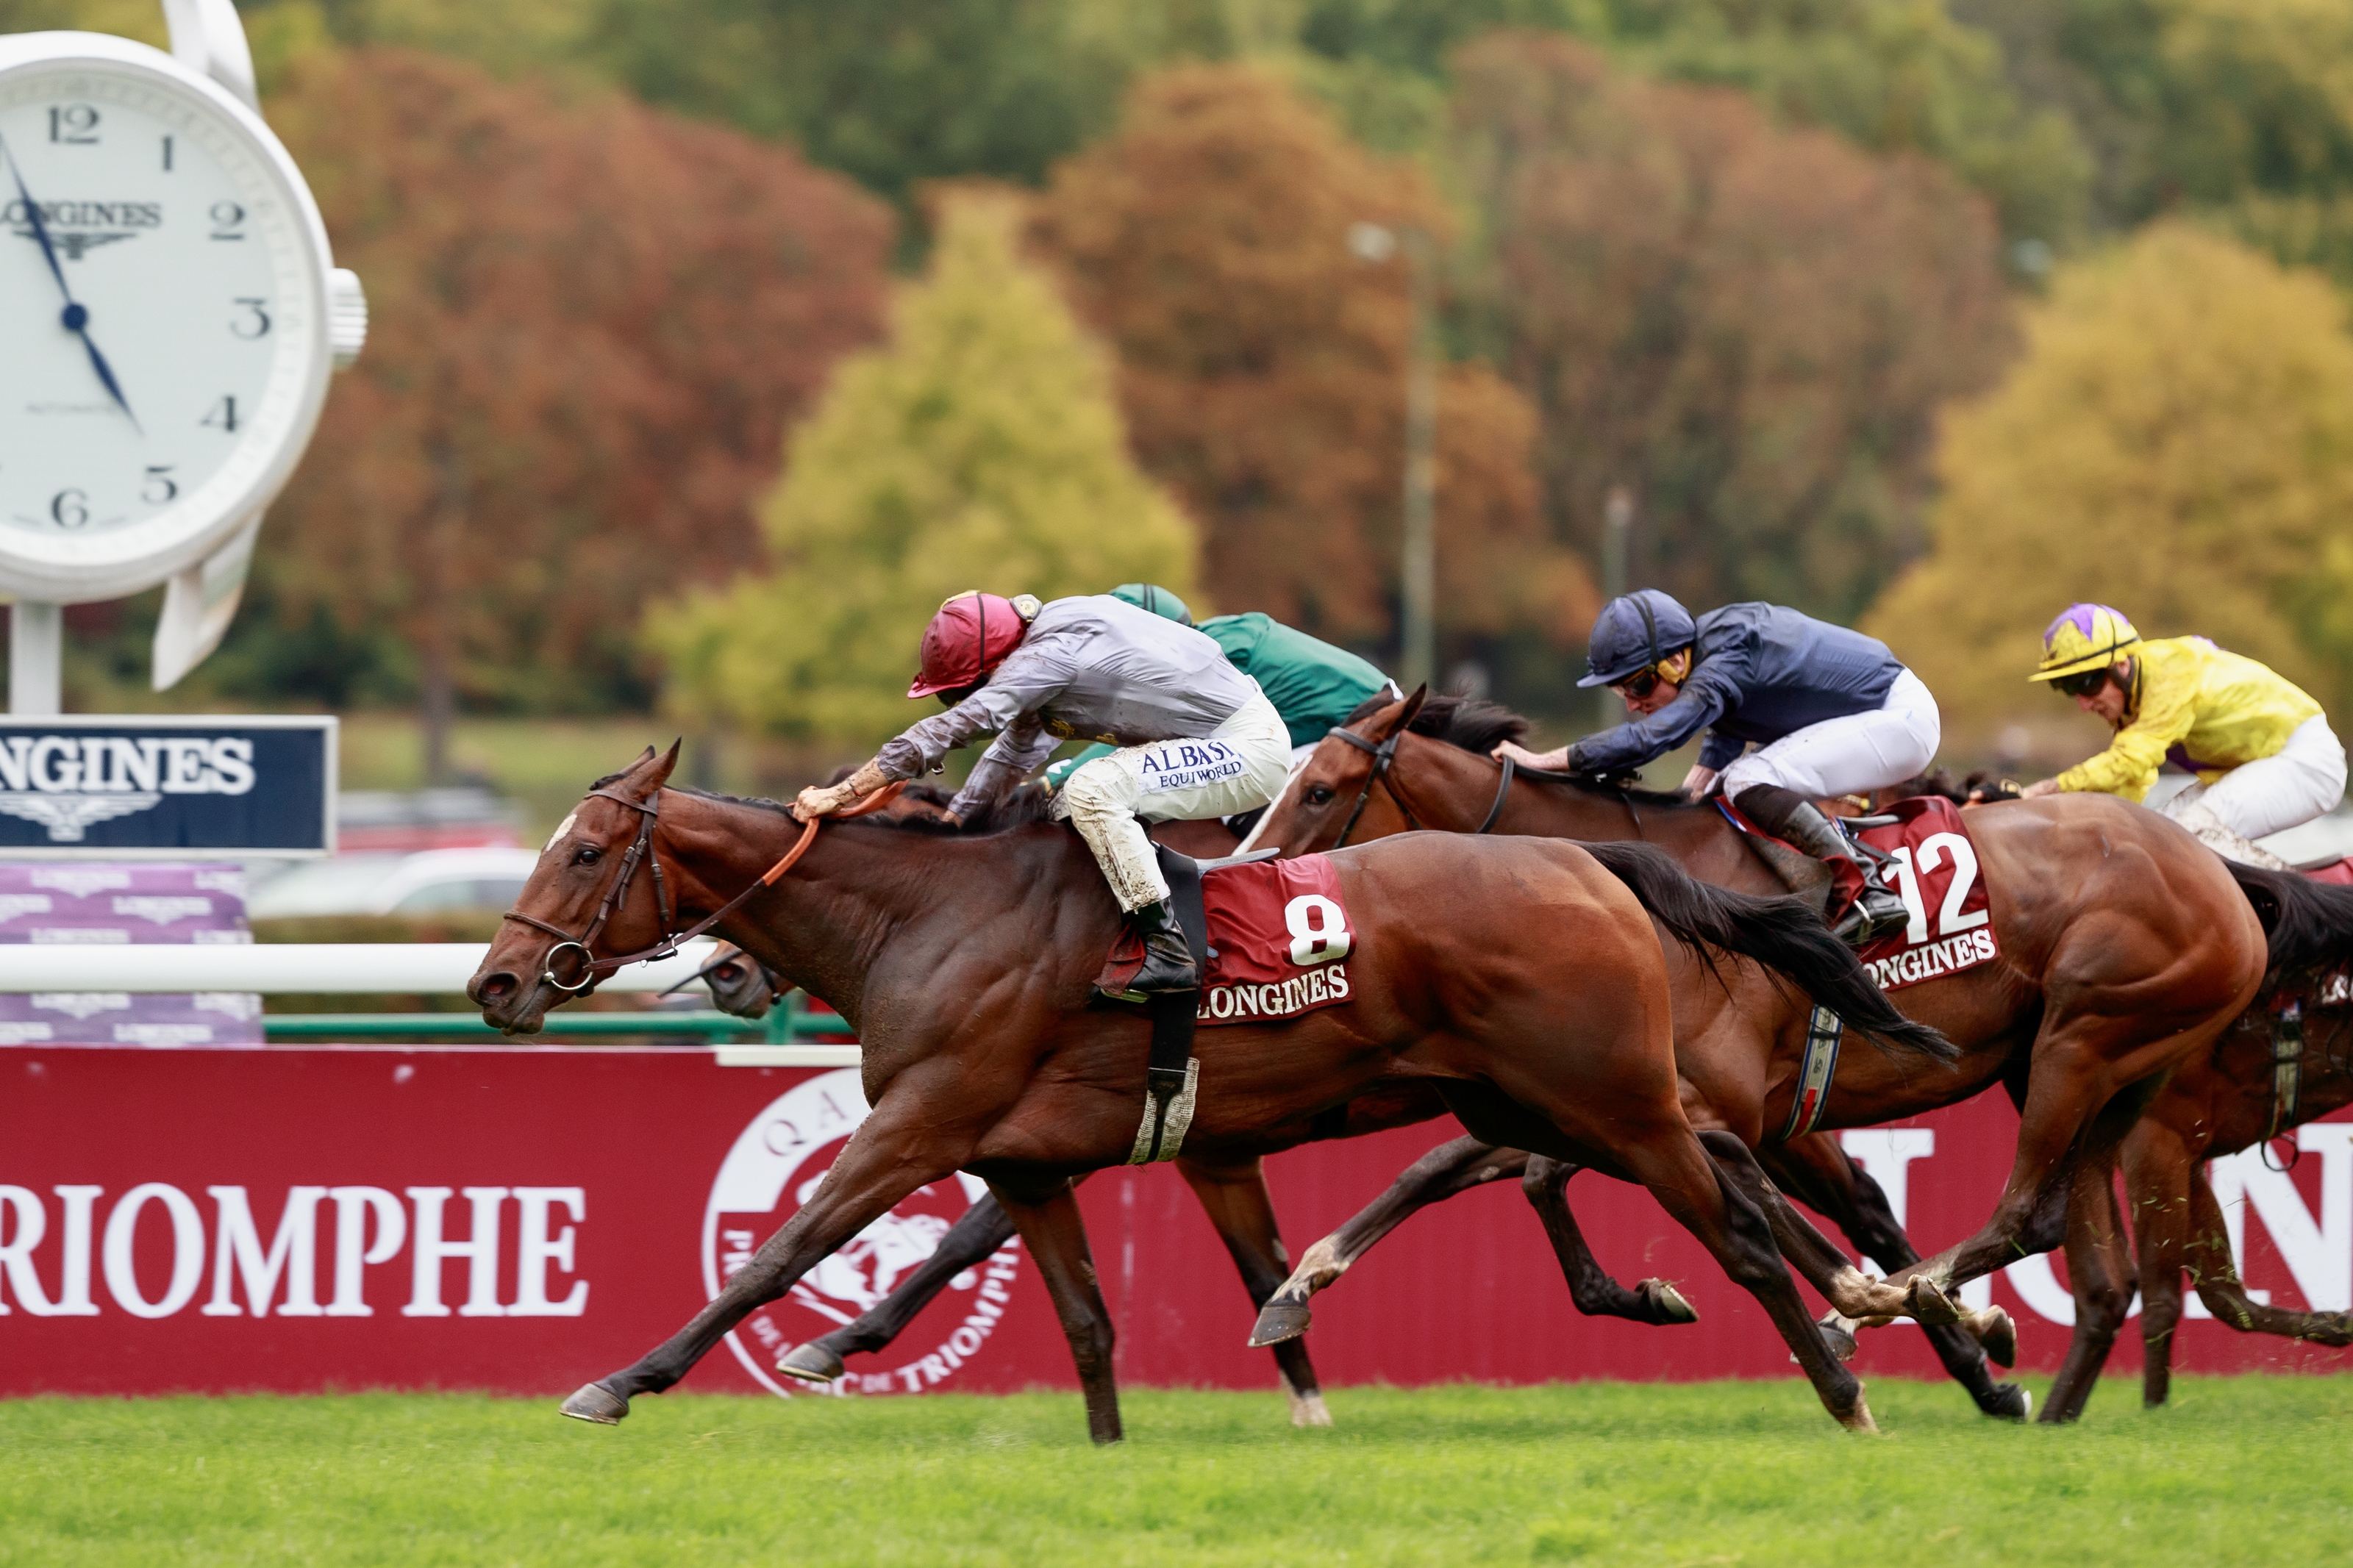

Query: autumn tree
[1865,225,2353,757]
[1451,32,2015,627]
[253,47,890,773]
[1032,64,1585,667]
[646,190,1199,748]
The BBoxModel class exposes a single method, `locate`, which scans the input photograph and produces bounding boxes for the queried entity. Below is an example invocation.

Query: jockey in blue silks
[1495,590,1940,942]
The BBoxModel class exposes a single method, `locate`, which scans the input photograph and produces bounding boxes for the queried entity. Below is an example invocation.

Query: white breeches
[2163,715,2346,843]
[1718,667,1942,800]
[1054,687,1292,911]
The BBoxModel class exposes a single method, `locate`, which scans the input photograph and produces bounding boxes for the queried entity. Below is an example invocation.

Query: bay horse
[1243,695,2268,1410]
[2044,864,2353,1418]
[471,744,1954,1437]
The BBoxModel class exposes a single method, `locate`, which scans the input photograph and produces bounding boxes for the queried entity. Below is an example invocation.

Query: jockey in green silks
[1042,584,1401,798]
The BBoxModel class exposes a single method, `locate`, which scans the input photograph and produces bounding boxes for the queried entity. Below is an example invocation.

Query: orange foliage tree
[258,48,891,765]
[1451,33,2015,625]
[1030,65,1588,663]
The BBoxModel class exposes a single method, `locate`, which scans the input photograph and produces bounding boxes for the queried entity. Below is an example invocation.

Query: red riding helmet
[907,591,1031,698]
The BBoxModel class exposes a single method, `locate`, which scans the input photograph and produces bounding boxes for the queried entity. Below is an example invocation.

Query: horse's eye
[573,845,601,866]
[1305,785,1335,806]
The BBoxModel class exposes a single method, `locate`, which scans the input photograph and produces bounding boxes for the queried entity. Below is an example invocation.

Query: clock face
[0,52,325,590]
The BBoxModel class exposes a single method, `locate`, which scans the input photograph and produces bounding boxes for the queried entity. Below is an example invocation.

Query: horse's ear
[617,741,679,801]
[1381,684,1429,739]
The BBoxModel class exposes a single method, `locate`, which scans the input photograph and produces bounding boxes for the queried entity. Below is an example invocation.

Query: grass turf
[1,1378,2345,1566]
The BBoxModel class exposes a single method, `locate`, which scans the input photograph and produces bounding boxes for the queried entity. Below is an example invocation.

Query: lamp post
[1349,221,1437,694]
[1598,485,1632,733]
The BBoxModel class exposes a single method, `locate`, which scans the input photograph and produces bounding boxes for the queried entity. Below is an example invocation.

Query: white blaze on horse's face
[544,812,578,853]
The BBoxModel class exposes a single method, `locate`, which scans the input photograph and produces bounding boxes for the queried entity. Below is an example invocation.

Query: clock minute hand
[1,135,73,303]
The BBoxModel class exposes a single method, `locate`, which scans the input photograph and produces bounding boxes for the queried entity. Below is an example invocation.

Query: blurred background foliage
[8,0,2353,771]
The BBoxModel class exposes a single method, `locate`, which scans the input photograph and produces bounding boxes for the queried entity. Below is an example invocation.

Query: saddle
[1098,843,1277,1165]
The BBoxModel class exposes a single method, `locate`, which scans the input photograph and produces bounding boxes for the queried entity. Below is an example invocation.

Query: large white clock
[0,18,360,662]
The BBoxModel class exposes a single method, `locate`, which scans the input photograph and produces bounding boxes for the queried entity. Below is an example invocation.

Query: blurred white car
[246,848,541,920]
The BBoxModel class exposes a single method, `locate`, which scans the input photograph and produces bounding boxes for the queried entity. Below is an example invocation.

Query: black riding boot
[1122,898,1199,995]
[1733,784,1908,945]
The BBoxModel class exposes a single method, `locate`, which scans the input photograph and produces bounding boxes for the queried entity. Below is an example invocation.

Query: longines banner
[0,717,334,857]
[1,1045,2348,1398]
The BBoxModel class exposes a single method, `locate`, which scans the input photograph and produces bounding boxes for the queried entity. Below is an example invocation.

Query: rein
[502,779,907,995]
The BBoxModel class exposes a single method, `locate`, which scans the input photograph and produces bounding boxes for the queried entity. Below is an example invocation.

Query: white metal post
[1399,228,1437,695]
[10,602,63,716]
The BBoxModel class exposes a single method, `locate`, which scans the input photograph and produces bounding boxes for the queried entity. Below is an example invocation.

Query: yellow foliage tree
[647,190,1199,748]
[1866,223,2353,758]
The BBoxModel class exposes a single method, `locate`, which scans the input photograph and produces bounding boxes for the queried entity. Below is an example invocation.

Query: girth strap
[1778,1006,1844,1142]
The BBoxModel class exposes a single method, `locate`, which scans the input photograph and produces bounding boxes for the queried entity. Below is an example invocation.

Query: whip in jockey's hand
[1547,590,1942,945]
[838,589,1291,995]
[2023,604,2346,868]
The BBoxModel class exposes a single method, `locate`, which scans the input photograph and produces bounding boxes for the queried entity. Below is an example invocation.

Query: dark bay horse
[1245,696,2268,1400]
[471,745,1953,1436]
[2046,864,2353,1418]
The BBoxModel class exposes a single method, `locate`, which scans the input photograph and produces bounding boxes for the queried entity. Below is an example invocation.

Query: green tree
[647,190,1200,746]
[1865,224,2353,756]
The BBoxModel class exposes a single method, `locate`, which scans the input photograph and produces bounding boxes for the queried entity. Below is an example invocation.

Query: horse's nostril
[473,971,519,1007]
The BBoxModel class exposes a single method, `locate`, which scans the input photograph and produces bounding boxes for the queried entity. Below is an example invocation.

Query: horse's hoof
[1818,1320,1859,1362]
[775,1342,847,1384]
[1838,1393,1880,1436]
[1641,1278,1699,1324]
[1288,1387,1333,1428]
[1904,1275,1961,1326]
[560,1381,629,1425]
[1979,1381,2031,1422]
[1977,1306,2018,1367]
[1250,1297,1313,1347]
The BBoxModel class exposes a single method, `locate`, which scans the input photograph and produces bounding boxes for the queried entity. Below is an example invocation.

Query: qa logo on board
[702,1069,1024,1397]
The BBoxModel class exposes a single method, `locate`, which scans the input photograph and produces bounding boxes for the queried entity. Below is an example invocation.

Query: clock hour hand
[3,137,140,431]
[1,135,73,302]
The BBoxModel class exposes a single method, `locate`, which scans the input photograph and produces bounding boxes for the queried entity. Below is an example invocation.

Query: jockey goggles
[2047,665,2115,700]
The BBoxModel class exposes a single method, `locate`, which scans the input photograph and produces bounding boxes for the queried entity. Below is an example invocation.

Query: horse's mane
[1341,694,1695,810]
[588,762,1053,837]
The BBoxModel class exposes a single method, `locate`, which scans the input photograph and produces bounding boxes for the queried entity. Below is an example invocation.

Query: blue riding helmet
[1110,582,1194,628]
[1578,590,1696,688]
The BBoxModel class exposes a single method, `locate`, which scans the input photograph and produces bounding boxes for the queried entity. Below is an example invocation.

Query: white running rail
[0,940,720,994]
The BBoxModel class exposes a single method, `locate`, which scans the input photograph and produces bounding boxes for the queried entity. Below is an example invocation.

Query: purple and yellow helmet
[2031,604,2141,682]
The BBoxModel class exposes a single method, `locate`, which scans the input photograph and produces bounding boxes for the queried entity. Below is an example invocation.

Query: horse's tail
[1581,840,1959,1066]
[2224,860,2353,974]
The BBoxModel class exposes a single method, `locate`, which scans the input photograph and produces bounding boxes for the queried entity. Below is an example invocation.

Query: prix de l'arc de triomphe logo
[701,1069,1024,1397]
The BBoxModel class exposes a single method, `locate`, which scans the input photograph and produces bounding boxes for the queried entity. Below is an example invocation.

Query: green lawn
[2,1378,2346,1565]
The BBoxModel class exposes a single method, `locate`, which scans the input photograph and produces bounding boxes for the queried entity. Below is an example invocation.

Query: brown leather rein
[501,778,907,995]
[1327,726,1638,845]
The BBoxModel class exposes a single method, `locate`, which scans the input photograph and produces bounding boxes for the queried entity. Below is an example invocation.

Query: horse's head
[699,943,779,1020]
[1249,687,1430,856]
[470,742,682,1034]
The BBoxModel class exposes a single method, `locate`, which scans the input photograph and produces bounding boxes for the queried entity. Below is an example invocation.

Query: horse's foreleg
[989,1177,1122,1445]
[1760,1136,2027,1411]
[1626,1125,1874,1432]
[2042,1157,2136,1424]
[1521,1153,1697,1325]
[775,1192,1019,1384]
[1176,1156,1330,1427]
[1250,1136,1527,1347]
[560,1103,965,1425]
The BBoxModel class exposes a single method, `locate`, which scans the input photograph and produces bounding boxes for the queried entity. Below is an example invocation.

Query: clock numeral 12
[201,395,240,433]
[48,104,99,144]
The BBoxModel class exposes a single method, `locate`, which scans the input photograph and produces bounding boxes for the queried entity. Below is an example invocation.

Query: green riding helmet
[1110,583,1193,628]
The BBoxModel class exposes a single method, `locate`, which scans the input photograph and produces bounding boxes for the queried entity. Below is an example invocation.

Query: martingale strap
[2264,999,2306,1167]
[1777,1005,1844,1142]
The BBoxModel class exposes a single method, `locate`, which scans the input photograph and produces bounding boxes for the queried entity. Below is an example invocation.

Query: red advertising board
[2,1044,2347,1400]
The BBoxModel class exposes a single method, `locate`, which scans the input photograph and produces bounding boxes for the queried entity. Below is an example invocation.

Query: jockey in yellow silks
[2021,604,2346,867]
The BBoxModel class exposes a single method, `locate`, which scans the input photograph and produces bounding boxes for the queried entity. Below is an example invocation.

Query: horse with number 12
[1241,694,2271,1415]
[470,740,1960,1439]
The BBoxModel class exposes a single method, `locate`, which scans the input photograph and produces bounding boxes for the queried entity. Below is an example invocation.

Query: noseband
[501,780,906,995]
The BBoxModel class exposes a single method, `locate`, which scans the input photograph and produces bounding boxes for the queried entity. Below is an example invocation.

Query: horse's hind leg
[1177,1156,1331,1427]
[2179,1165,2353,1349]
[1628,1127,1875,1431]
[988,1177,1122,1445]
[1251,1136,1528,1347]
[1760,1136,2027,1415]
[1521,1154,1698,1325]
[776,1192,1019,1384]
[2041,1157,2137,1425]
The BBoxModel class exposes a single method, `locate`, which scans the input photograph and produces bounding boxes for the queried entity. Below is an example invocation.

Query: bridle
[501,779,906,995]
